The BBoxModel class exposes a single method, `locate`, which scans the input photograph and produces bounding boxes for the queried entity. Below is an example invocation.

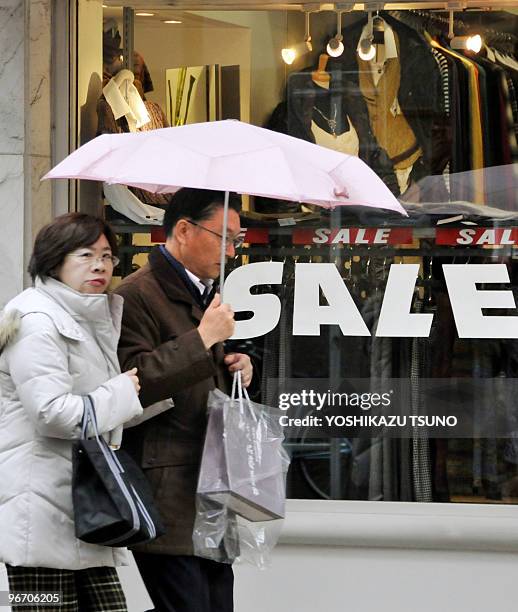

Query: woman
[0,213,143,611]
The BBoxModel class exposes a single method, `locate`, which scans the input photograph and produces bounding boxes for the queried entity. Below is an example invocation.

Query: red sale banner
[292,227,414,245]
[436,228,518,246]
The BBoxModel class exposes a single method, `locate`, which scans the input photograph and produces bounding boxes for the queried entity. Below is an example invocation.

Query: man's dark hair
[28,213,118,282]
[163,188,242,238]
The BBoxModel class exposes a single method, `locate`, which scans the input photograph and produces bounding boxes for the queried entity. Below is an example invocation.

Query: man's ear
[173,219,190,245]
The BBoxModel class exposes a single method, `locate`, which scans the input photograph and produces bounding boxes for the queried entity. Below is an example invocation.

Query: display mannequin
[257,58,398,213]
[97,70,172,215]
[310,54,360,156]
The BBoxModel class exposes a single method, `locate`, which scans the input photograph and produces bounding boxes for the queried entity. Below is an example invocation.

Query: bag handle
[231,370,257,423]
[81,396,100,441]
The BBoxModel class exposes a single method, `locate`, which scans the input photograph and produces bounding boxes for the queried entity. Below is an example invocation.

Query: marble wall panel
[0,1,24,156]
[27,0,51,158]
[29,154,52,240]
[0,155,24,306]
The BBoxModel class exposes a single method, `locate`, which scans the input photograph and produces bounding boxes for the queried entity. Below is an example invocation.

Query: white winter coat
[0,277,143,569]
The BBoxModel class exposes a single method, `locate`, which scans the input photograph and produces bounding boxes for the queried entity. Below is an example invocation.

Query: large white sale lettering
[223,263,518,340]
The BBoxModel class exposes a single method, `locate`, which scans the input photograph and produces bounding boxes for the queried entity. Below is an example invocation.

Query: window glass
[98,6,518,504]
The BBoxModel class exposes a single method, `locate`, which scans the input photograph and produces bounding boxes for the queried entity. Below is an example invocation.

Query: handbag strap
[79,395,152,545]
[81,396,101,441]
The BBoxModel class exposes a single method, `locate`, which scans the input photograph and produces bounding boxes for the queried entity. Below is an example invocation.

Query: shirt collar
[184,268,214,296]
[159,245,213,297]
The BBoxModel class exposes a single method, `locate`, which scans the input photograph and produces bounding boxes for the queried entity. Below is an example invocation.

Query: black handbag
[72,396,166,547]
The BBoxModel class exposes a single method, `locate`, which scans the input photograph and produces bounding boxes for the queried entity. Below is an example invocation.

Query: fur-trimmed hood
[0,309,21,352]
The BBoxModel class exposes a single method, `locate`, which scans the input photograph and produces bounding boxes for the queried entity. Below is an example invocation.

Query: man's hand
[198,293,235,350]
[224,353,253,388]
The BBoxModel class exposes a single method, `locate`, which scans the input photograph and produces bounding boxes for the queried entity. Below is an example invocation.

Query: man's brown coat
[115,246,229,555]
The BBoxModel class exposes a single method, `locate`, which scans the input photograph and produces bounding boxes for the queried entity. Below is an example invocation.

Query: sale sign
[292,227,414,245]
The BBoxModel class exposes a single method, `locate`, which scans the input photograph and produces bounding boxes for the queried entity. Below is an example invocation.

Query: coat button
[172,342,179,350]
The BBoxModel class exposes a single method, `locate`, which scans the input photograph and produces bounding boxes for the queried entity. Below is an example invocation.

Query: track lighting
[451,34,483,53]
[448,10,482,54]
[281,9,315,65]
[327,9,345,58]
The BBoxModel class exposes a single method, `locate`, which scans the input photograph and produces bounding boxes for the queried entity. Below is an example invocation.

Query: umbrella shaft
[220,191,229,302]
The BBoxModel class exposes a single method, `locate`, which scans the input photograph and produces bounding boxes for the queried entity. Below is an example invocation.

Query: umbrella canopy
[44,120,406,215]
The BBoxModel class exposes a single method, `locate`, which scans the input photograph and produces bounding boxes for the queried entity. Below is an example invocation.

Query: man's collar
[151,245,200,307]
[159,245,213,296]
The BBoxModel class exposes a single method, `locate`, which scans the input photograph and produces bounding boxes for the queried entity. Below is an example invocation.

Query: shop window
[84,5,518,504]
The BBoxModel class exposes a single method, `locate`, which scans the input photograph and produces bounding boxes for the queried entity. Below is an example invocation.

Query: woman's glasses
[69,251,120,267]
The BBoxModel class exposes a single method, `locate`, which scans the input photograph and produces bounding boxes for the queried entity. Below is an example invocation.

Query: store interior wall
[191,11,286,127]
[135,14,251,124]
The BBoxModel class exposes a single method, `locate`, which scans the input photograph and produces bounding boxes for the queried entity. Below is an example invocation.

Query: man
[115,188,253,612]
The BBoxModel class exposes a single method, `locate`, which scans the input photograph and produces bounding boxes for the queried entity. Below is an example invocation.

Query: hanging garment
[427,36,486,204]
[311,118,360,156]
[133,51,154,94]
[357,25,423,194]
[411,300,433,502]
[339,13,445,181]
[103,183,164,225]
[102,69,150,133]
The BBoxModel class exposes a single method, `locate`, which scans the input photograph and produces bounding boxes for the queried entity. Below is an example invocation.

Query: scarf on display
[103,69,151,132]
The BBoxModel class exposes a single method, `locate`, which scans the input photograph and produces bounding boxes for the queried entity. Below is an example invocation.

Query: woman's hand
[124,367,141,394]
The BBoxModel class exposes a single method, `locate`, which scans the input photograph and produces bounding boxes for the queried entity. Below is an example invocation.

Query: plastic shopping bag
[193,372,290,566]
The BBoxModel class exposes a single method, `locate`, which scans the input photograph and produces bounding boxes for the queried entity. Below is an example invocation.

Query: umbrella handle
[219,190,229,302]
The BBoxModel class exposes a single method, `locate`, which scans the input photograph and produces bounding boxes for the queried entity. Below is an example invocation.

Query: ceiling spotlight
[281,9,316,65]
[326,9,345,58]
[453,34,483,52]
[447,11,482,54]
[358,37,376,61]
[467,34,483,52]
[281,48,297,65]
[163,20,182,24]
[357,11,376,61]
[136,12,155,17]
[327,37,344,58]
[450,34,483,53]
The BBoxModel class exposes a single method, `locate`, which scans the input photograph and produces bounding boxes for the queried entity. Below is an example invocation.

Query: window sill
[280,499,518,553]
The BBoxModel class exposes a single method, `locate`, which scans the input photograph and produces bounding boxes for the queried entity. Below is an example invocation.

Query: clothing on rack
[97,72,172,215]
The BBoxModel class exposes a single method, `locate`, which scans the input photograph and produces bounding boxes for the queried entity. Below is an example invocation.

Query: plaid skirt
[5,565,127,612]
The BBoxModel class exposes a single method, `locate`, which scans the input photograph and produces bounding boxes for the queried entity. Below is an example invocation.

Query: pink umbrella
[44,120,406,293]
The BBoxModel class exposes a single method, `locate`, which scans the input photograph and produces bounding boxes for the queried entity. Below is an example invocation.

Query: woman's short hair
[28,213,118,282]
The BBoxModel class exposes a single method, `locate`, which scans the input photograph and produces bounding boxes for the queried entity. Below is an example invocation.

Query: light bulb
[451,34,483,54]
[358,38,376,61]
[467,34,482,53]
[281,48,296,65]
[327,38,344,58]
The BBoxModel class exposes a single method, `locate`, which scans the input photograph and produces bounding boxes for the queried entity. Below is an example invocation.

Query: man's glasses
[187,220,244,249]
[69,251,120,267]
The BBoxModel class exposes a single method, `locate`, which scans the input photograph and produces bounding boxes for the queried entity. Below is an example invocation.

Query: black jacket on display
[260,69,399,212]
